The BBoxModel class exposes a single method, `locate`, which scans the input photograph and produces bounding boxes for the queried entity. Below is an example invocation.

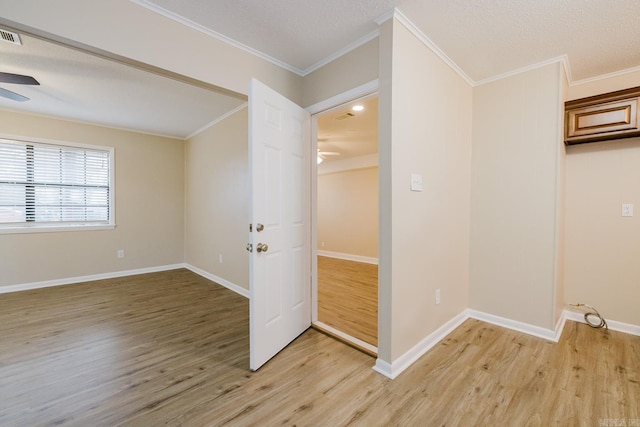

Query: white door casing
[249,78,311,371]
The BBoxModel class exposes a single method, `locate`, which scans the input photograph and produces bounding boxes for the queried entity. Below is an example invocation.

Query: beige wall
[317,167,378,258]
[0,110,185,286]
[185,107,250,290]
[379,18,472,362]
[0,0,302,103]
[554,67,569,325]
[302,38,379,108]
[564,74,640,326]
[470,62,564,330]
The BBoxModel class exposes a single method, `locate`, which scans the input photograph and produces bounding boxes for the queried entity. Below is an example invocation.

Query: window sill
[0,223,116,235]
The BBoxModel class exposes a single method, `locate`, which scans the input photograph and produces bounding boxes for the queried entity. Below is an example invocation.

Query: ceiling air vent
[0,28,21,45]
[335,112,355,120]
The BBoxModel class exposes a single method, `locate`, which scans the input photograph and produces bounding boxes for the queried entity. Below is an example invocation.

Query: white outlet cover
[622,203,634,217]
[410,173,423,192]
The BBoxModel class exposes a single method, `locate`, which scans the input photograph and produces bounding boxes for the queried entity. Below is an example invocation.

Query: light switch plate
[622,203,634,217]
[410,173,423,192]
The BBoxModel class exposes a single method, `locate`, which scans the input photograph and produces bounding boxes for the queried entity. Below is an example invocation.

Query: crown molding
[133,1,640,91]
[130,0,305,76]
[570,64,640,87]
[374,9,396,26]
[377,8,475,87]
[474,55,570,87]
[186,102,248,140]
[132,0,380,78]
[301,29,380,77]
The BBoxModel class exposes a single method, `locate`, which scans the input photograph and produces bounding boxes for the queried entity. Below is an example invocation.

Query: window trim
[0,134,116,235]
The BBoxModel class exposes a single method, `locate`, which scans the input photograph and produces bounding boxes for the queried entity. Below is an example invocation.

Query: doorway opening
[312,94,379,356]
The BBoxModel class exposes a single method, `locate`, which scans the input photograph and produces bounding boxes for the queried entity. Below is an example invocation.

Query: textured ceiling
[143,0,640,83]
[2,1,639,141]
[141,0,396,74]
[317,95,378,162]
[399,0,640,83]
[0,33,245,139]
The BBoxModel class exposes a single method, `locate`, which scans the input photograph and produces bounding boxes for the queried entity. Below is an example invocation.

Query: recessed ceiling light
[352,105,364,111]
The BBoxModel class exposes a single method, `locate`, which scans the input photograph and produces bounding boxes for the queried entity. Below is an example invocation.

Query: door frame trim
[306,79,379,326]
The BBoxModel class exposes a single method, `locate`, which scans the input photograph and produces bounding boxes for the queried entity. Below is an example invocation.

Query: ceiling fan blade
[0,72,40,85]
[0,87,30,102]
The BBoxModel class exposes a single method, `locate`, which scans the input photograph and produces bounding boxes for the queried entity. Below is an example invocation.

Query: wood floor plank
[317,256,378,347]
[0,269,638,426]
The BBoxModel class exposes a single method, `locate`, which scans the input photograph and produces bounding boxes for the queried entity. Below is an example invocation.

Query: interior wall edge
[184,264,249,299]
[373,309,469,379]
[467,309,562,342]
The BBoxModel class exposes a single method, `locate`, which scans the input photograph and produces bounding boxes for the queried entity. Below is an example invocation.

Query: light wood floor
[1,269,638,426]
[317,256,378,347]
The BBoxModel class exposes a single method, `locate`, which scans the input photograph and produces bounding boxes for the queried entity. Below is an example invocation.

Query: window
[0,137,114,233]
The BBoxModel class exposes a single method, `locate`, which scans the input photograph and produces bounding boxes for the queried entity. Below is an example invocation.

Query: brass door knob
[256,243,269,253]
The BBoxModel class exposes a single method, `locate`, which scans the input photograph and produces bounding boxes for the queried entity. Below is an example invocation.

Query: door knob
[256,243,269,253]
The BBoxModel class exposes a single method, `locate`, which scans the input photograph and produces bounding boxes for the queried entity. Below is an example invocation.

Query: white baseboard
[313,321,377,354]
[317,250,378,265]
[467,309,562,342]
[373,359,394,379]
[373,310,469,379]
[184,264,249,299]
[0,263,185,294]
[564,309,640,336]
[0,262,250,300]
[554,309,568,340]
[374,308,571,380]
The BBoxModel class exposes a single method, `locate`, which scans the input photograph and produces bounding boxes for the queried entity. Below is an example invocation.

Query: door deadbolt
[256,243,269,253]
[256,223,264,232]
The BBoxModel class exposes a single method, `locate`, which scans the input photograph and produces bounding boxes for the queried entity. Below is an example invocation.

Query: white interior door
[249,78,311,371]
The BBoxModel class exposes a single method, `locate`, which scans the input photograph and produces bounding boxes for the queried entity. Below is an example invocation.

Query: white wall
[0,110,185,287]
[470,62,565,330]
[185,107,249,290]
[379,17,472,362]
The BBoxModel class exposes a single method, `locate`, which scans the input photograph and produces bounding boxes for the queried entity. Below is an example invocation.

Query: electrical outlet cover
[410,173,423,192]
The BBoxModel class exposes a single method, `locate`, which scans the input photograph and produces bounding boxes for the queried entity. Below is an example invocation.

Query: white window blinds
[0,138,112,227]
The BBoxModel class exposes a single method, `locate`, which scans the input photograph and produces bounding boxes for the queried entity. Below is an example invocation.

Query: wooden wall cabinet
[565,86,640,145]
